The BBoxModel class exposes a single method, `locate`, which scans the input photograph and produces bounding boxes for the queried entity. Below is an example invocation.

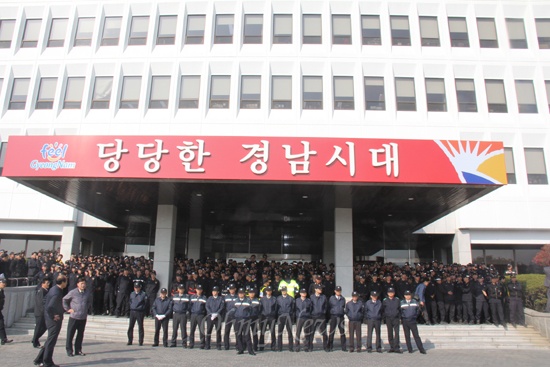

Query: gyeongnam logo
[30,143,77,171]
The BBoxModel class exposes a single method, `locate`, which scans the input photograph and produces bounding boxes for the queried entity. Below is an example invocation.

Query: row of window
[1,13,550,49]
[505,148,548,185]
[2,74,550,113]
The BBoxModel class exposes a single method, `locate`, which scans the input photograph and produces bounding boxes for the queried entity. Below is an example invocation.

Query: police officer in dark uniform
[435,277,446,323]
[487,275,506,326]
[327,285,347,352]
[473,276,490,324]
[152,288,172,347]
[259,286,277,351]
[400,290,427,354]
[248,288,261,351]
[0,278,13,346]
[442,275,456,323]
[364,290,383,353]
[188,284,207,349]
[276,286,295,352]
[145,271,160,317]
[102,269,116,316]
[127,281,148,346]
[354,275,369,303]
[234,288,255,355]
[205,286,225,350]
[382,287,402,353]
[170,284,190,348]
[322,273,335,298]
[308,275,323,296]
[381,274,395,299]
[424,278,437,324]
[116,269,132,317]
[507,275,525,327]
[294,288,312,352]
[368,274,382,299]
[345,291,363,353]
[223,284,238,350]
[310,283,328,351]
[460,275,475,324]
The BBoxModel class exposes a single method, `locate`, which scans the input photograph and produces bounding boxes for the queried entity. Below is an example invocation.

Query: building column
[323,231,335,265]
[188,228,201,260]
[59,222,80,263]
[334,186,354,297]
[153,205,177,290]
[452,229,472,264]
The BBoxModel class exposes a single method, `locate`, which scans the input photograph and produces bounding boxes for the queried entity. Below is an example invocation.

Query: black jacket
[44,285,65,321]
[276,295,295,316]
[328,295,346,317]
[507,281,523,299]
[172,293,190,314]
[260,295,278,318]
[400,299,420,322]
[234,297,252,319]
[35,286,49,317]
[364,299,383,321]
[189,294,207,315]
[310,294,327,318]
[295,297,312,319]
[382,297,400,319]
[344,300,363,321]
[129,291,148,312]
[152,296,173,317]
[206,295,225,315]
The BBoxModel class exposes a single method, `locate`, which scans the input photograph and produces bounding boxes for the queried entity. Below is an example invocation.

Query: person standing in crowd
[473,276,490,324]
[487,275,506,327]
[443,275,456,323]
[0,278,13,345]
[234,288,255,355]
[327,286,347,352]
[152,288,173,347]
[294,288,312,352]
[63,276,92,357]
[276,286,295,352]
[414,278,431,325]
[258,285,277,351]
[102,269,116,316]
[364,290,383,353]
[400,290,427,354]
[34,275,67,367]
[345,291,363,353]
[278,272,299,298]
[507,275,525,327]
[460,275,475,325]
[435,277,446,324]
[188,284,207,349]
[248,287,261,352]
[223,284,238,350]
[32,277,50,348]
[309,283,329,352]
[170,284,190,348]
[27,252,41,285]
[145,271,160,317]
[205,285,224,350]
[382,287,402,353]
[127,281,148,346]
[424,277,437,324]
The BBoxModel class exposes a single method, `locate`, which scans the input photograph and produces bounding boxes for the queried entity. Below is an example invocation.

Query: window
[448,17,469,47]
[391,16,410,46]
[128,16,149,46]
[535,19,550,49]
[506,19,527,49]
[333,76,354,109]
[545,80,550,112]
[425,78,447,111]
[485,79,507,112]
[243,14,263,44]
[361,15,381,45]
[524,148,548,185]
[74,18,94,46]
[101,17,122,46]
[504,148,516,184]
[303,15,321,44]
[9,78,30,110]
[156,15,176,45]
[91,76,113,109]
[395,77,416,111]
[21,19,41,48]
[0,19,15,48]
[515,80,537,114]
[271,76,291,109]
[332,15,351,45]
[240,76,261,109]
[302,76,323,109]
[185,15,205,44]
[35,78,57,109]
[455,79,478,112]
[63,77,85,109]
[209,75,230,108]
[273,14,292,44]
[179,75,200,108]
[47,18,68,47]
[477,18,498,48]
[214,14,234,44]
[420,16,440,47]
[119,76,141,109]
[149,76,170,109]
[364,77,385,110]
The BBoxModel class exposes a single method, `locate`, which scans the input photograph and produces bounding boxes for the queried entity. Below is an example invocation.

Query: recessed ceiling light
[210,211,215,214]
[388,214,393,217]
[195,193,202,197]
[408,197,414,201]
[96,192,101,195]
[302,195,308,199]
[299,212,304,215]
[125,209,130,212]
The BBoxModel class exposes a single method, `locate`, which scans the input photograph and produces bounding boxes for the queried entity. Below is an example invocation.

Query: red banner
[2,136,507,185]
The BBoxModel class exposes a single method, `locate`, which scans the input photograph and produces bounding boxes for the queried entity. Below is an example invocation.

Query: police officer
[400,290,427,354]
[170,284,190,348]
[248,288,261,351]
[223,284,238,350]
[327,286,347,352]
[145,271,160,317]
[0,278,13,345]
[487,275,506,326]
[116,269,132,317]
[152,288,172,347]
[234,288,255,355]
[507,275,525,327]
[102,269,116,316]
[344,291,363,353]
[460,275,475,324]
[382,287,402,353]
[294,288,312,352]
[442,275,456,323]
[364,290,383,353]
[258,286,277,351]
[323,272,336,297]
[206,285,225,350]
[310,283,328,352]
[435,277,446,323]
[127,281,148,346]
[276,286,295,352]
[473,276,490,324]
[189,284,207,349]
[354,275,369,303]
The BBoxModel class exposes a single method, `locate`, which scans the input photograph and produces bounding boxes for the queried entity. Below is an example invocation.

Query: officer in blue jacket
[382,287,402,353]
[328,286,347,351]
[276,286,295,352]
[152,288,173,347]
[206,286,225,350]
[223,284,239,350]
[259,286,278,351]
[248,288,262,351]
[127,282,148,346]
[234,288,255,355]
[310,284,328,351]
[400,290,427,354]
[170,284,190,348]
[294,288,313,352]
[364,290,383,353]
[344,291,363,353]
[189,284,207,349]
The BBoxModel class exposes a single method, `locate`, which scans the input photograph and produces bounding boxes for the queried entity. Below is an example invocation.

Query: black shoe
[33,344,42,349]
[33,361,41,366]
[249,351,256,355]
[76,351,86,356]
[0,339,13,345]
[408,350,413,353]
[388,349,394,353]
[237,351,244,355]
[342,348,347,352]
[164,344,168,348]
[420,350,427,354]
[188,345,194,349]
[67,351,74,357]
[396,349,403,354]
[377,349,383,353]
[183,344,188,349]
[127,341,132,346]
[169,344,176,348]
[367,349,372,353]
[139,342,143,346]
[205,346,211,350]
[152,344,159,347]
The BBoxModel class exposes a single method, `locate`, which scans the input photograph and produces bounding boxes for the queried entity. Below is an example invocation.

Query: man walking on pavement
[63,276,92,357]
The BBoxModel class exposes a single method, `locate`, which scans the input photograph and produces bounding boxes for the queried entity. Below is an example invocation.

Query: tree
[532,244,550,267]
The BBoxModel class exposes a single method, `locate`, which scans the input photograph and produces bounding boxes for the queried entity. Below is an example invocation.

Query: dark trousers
[309,317,328,350]
[366,319,381,351]
[463,301,474,323]
[348,320,362,351]
[235,319,253,353]
[295,318,312,351]
[489,299,505,325]
[328,316,346,351]
[66,318,87,353]
[206,316,222,348]
[154,317,169,345]
[456,301,463,321]
[509,297,525,325]
[427,299,438,323]
[171,313,188,346]
[223,317,235,350]
[385,317,400,351]
[402,319,425,353]
[437,301,446,323]
[475,296,490,323]
[420,303,430,324]
[444,302,456,322]
[277,314,293,351]
[258,316,276,350]
[127,310,145,344]
[116,292,129,316]
[35,317,62,366]
[189,313,205,348]
[249,317,259,350]
[0,314,7,341]
[103,291,115,314]
[32,314,47,346]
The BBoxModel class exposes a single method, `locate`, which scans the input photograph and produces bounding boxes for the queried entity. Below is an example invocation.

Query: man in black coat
[0,278,13,345]
[32,277,51,348]
[382,287,402,353]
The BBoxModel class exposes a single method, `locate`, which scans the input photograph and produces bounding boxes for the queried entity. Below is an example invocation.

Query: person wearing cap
[152,288,173,347]
[345,291,363,353]
[127,281,148,346]
[248,288,261,351]
[442,275,457,324]
[223,283,239,350]
[308,275,323,296]
[102,269,117,316]
[507,275,525,327]
[32,277,51,348]
[487,275,506,326]
[364,290,383,353]
[354,276,369,303]
[145,271,160,318]
[309,283,329,352]
[382,274,395,299]
[276,285,295,352]
[473,276,490,324]
[415,278,432,325]
[400,290,426,354]
[434,277,446,324]
[327,286,347,352]
[0,278,13,346]
[322,272,336,297]
[63,276,92,357]
[234,288,255,355]
[459,275,475,325]
[189,284,207,349]
[206,285,225,350]
[294,288,312,352]
[278,272,300,298]
[382,287,402,353]
[170,284,190,348]
[368,274,382,300]
[259,285,277,351]
[115,268,132,317]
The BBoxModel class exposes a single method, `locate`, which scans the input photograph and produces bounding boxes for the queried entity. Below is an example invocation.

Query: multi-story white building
[0,0,549,290]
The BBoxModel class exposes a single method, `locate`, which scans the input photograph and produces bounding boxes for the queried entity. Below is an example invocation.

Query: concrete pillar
[153,205,177,290]
[335,207,354,297]
[59,222,80,263]
[323,231,335,265]
[452,229,472,264]
[188,228,202,260]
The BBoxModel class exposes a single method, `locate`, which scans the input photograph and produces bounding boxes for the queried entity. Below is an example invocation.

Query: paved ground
[1,333,549,367]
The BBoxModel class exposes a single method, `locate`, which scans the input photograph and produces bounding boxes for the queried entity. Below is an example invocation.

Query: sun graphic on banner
[435,140,506,184]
